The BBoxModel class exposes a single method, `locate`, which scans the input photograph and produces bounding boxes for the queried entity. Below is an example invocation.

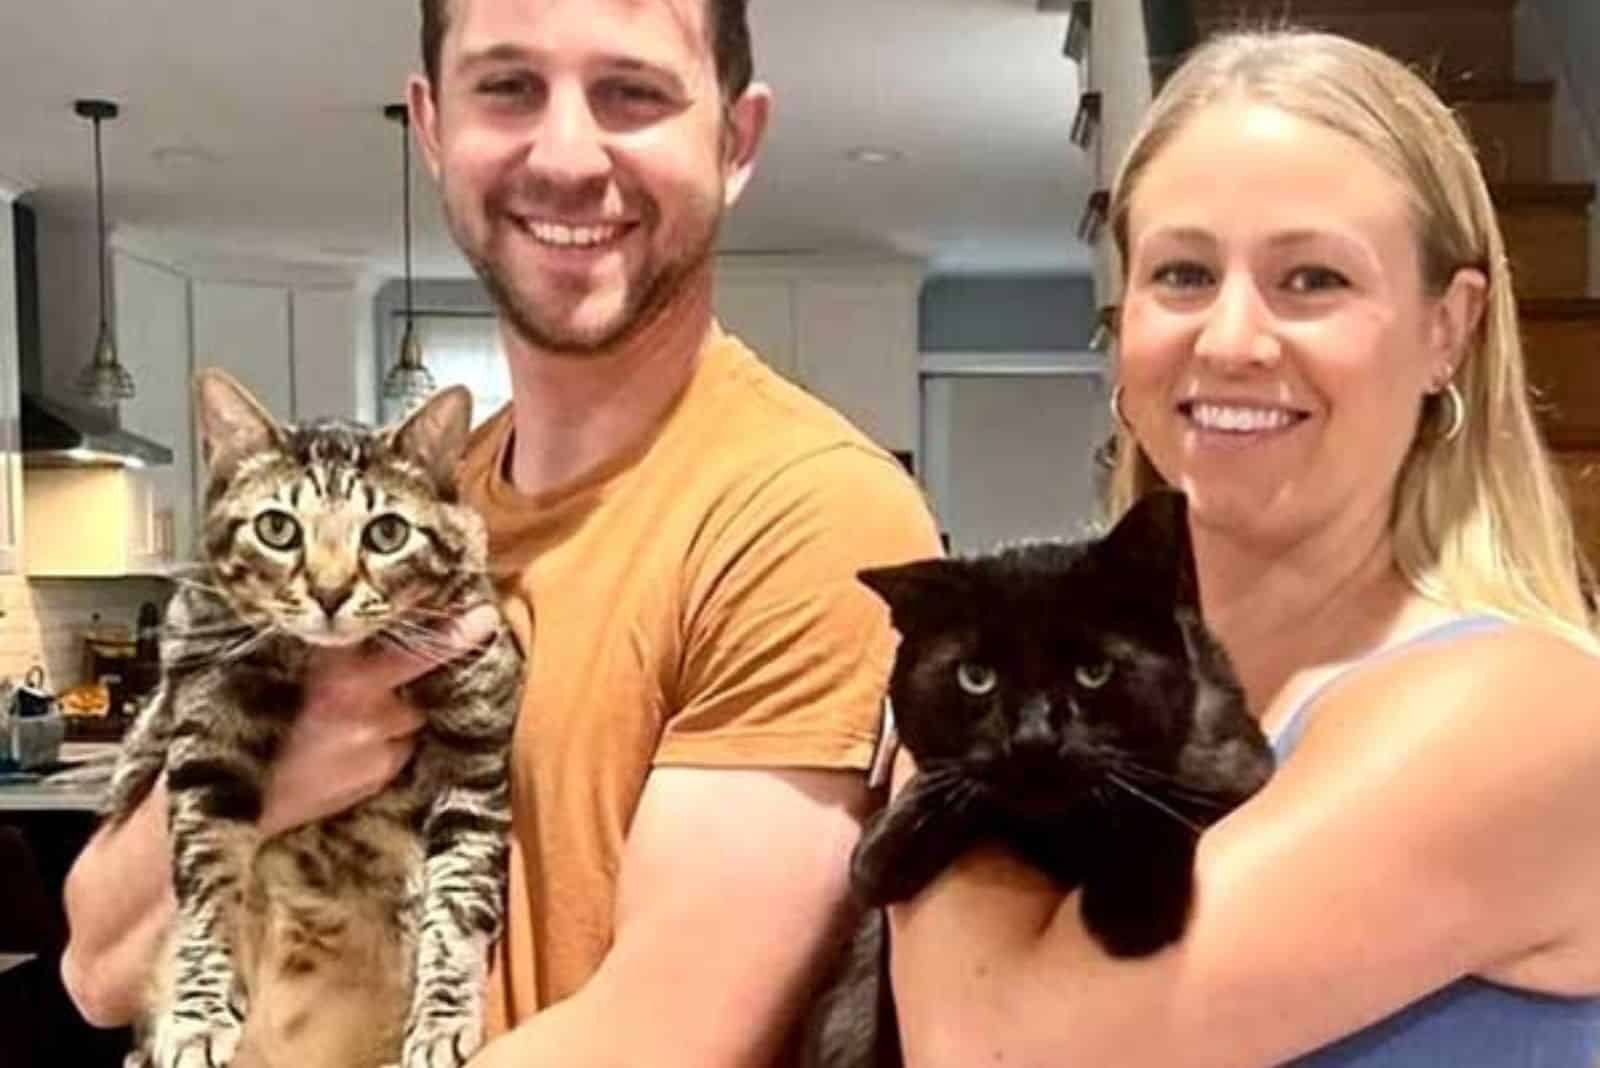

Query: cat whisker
[159,623,255,643]
[375,629,465,670]
[1103,771,1206,836]
[1097,757,1235,811]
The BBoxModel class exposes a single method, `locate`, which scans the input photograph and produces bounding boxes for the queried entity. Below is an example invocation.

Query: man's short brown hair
[419,0,753,102]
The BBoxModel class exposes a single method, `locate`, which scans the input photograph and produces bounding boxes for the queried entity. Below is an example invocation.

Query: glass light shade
[75,325,135,407]
[381,322,436,408]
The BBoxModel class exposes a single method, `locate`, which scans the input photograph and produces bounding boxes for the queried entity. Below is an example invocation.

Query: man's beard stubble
[451,187,723,359]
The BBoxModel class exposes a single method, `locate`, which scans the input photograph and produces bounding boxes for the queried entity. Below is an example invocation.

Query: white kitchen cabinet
[793,279,919,456]
[191,281,293,415]
[714,258,923,456]
[713,278,797,379]
[0,195,23,573]
[190,281,292,514]
[114,251,194,568]
[291,287,362,422]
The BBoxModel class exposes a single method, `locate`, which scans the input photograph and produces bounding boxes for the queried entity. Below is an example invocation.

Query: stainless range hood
[13,200,173,468]
[21,392,172,467]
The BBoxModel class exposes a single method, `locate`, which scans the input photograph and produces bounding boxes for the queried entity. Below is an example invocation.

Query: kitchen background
[0,0,1597,1062]
[0,0,1594,707]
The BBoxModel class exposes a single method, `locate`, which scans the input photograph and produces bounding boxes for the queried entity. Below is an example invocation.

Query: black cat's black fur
[802,492,1275,1068]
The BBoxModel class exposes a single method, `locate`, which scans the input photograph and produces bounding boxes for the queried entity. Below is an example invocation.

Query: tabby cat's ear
[858,558,966,632]
[193,368,286,480]
[1102,491,1199,610]
[387,386,474,490]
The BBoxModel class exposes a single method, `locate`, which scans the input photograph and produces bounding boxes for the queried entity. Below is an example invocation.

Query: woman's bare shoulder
[1270,618,1600,992]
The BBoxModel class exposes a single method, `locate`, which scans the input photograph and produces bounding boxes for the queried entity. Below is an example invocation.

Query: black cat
[803,491,1275,1068]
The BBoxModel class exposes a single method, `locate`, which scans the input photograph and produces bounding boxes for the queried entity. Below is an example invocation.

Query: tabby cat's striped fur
[104,370,522,1068]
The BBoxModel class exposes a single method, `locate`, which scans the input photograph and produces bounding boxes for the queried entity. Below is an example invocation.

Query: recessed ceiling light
[845,146,904,165]
[152,145,223,168]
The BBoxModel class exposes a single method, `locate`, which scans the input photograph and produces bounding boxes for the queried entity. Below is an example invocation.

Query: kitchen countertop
[0,742,116,813]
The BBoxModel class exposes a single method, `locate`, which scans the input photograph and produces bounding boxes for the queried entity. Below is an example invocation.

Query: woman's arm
[889,625,1600,1067]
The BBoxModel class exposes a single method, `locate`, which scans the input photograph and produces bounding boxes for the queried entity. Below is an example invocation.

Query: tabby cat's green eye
[956,662,998,697]
[253,509,302,551]
[363,514,412,554]
[1075,661,1114,690]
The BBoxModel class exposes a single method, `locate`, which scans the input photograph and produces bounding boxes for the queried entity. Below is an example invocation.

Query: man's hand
[257,604,503,836]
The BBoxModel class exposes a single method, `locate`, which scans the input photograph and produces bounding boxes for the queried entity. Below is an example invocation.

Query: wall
[1089,0,1156,309]
[0,575,171,688]
[26,198,102,406]
[919,275,1098,352]
[917,274,1108,550]
[922,371,1108,553]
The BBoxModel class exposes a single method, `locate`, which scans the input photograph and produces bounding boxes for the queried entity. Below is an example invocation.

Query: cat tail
[100,680,176,827]
[799,908,903,1068]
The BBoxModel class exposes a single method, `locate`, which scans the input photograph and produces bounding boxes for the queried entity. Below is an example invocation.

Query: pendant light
[380,103,436,408]
[73,99,136,408]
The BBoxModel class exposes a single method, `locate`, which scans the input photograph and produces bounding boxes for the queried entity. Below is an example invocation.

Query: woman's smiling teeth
[1182,401,1304,433]
[521,219,628,249]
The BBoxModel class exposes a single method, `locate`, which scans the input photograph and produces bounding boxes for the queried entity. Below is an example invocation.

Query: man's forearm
[61,780,176,1028]
[466,981,780,1068]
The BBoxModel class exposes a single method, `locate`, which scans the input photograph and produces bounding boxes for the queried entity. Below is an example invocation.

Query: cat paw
[401,1017,480,1068]
[151,1017,241,1068]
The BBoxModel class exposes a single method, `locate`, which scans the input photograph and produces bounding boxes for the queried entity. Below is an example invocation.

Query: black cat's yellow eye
[253,509,302,551]
[1075,661,1114,690]
[363,514,412,554]
[956,662,999,697]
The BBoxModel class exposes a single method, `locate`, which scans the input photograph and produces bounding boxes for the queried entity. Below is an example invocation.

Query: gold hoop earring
[1434,380,1464,443]
[1109,384,1129,429]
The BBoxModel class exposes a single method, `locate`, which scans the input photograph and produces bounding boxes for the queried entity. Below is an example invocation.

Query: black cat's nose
[1012,698,1058,756]
[309,584,354,617]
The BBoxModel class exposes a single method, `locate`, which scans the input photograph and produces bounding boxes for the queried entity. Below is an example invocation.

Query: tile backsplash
[0,576,174,690]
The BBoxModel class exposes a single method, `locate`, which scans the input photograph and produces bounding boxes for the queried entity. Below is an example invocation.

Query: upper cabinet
[713,276,798,380]
[188,280,292,553]
[190,281,293,415]
[713,258,923,457]
[0,196,23,573]
[291,286,366,422]
[99,253,369,572]
[115,251,194,567]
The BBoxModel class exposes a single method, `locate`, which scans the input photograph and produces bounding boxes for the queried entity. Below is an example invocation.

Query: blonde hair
[1105,30,1595,641]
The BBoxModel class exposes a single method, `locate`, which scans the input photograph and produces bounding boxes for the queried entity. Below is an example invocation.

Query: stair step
[1492,183,1596,209]
[1522,299,1600,321]
[1446,82,1554,184]
[1495,185,1593,300]
[1521,300,1600,450]
[1196,1,1514,80]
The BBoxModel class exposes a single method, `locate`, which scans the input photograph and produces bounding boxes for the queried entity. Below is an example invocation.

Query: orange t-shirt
[458,327,943,1031]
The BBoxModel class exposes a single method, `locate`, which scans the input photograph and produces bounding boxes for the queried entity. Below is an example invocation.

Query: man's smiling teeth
[523,220,624,248]
[1188,403,1299,432]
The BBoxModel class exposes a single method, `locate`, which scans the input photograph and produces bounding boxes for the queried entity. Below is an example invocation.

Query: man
[60,1,942,1064]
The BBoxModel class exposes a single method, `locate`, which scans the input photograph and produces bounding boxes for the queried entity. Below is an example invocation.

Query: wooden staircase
[1193,0,1600,561]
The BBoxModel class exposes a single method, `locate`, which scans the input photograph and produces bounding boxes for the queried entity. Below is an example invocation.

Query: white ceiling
[0,0,1092,280]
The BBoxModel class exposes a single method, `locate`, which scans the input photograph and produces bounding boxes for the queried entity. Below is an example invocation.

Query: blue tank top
[1270,616,1600,1067]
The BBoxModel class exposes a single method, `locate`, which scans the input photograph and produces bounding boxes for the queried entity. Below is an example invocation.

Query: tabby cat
[803,491,1275,1067]
[103,369,522,1068]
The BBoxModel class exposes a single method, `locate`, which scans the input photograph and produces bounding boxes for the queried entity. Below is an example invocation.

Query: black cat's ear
[1100,491,1199,610]
[858,558,966,632]
[193,368,287,482]
[386,386,474,491]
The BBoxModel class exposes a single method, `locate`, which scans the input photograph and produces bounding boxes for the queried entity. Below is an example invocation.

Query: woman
[887,30,1600,1067]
